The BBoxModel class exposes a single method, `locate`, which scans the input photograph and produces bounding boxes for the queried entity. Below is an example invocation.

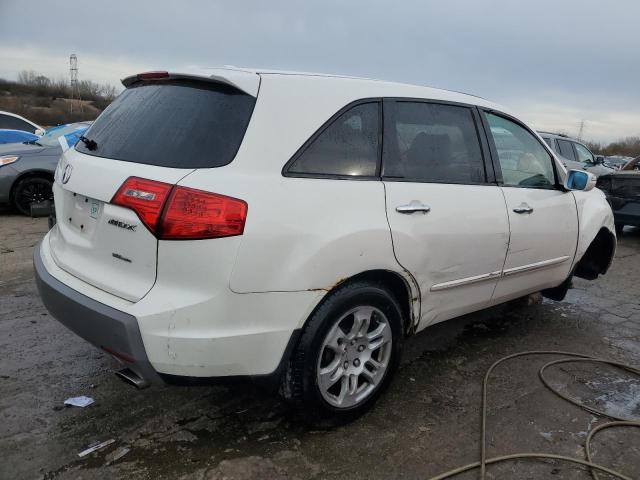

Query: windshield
[75,80,256,168]
[33,123,91,147]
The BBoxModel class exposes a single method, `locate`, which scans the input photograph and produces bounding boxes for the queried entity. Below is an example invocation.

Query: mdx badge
[108,218,137,231]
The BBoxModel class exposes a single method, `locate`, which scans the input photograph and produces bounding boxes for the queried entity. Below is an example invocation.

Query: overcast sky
[1,0,638,143]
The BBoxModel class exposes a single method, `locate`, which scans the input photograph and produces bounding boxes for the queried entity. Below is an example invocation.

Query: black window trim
[380,97,494,186]
[479,108,562,191]
[282,98,383,181]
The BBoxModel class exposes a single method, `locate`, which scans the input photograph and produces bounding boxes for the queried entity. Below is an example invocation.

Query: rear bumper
[612,210,640,226]
[609,198,640,226]
[33,242,161,386]
[34,237,325,384]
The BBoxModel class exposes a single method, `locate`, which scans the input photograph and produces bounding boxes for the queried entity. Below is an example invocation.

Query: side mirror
[34,128,45,136]
[595,155,605,165]
[564,169,597,192]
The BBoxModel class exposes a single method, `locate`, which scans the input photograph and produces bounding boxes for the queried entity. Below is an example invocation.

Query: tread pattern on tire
[282,280,404,426]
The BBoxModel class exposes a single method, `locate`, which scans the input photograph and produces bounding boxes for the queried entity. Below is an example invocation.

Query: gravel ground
[1,209,639,480]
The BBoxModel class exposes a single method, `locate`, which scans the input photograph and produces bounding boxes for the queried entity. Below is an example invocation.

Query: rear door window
[383,101,485,183]
[557,139,577,161]
[76,80,256,168]
[286,102,380,177]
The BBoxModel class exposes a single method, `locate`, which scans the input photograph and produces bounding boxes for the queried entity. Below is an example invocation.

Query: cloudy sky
[1,0,638,143]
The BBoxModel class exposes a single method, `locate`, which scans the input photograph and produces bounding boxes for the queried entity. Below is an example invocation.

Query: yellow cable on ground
[427,351,640,480]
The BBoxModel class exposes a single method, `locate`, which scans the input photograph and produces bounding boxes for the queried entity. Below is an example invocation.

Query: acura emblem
[62,164,73,184]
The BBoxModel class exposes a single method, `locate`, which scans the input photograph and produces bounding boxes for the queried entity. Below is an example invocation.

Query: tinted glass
[287,103,379,177]
[486,113,556,188]
[557,139,577,161]
[76,81,256,168]
[541,137,553,148]
[383,102,484,183]
[574,143,594,163]
[0,114,35,133]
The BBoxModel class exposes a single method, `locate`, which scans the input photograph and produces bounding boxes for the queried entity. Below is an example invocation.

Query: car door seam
[382,181,421,332]
[490,186,512,300]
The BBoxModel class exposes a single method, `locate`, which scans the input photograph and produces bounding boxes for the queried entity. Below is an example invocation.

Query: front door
[383,100,509,329]
[482,111,578,303]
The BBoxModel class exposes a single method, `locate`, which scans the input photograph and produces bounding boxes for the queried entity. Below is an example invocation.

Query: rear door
[482,111,578,303]
[49,77,256,302]
[383,100,509,328]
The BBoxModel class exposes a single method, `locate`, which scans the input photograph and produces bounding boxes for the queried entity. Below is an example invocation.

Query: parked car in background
[0,129,39,144]
[597,168,640,235]
[34,68,616,424]
[0,122,90,215]
[0,111,44,135]
[538,131,614,177]
[622,156,640,171]
[604,155,633,170]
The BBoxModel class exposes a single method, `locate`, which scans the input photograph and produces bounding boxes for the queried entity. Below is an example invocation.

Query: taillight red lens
[159,186,247,240]
[111,177,247,240]
[111,177,173,234]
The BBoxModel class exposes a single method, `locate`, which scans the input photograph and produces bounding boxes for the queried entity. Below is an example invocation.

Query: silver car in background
[0,122,90,215]
[538,131,614,177]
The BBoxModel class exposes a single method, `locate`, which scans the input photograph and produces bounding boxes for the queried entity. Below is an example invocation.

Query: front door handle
[513,203,534,214]
[396,201,431,214]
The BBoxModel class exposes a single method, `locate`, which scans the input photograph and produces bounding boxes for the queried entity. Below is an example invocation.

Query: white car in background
[0,110,44,135]
[34,68,616,424]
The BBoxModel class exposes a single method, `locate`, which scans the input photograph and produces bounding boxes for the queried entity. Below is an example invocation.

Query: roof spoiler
[121,70,260,97]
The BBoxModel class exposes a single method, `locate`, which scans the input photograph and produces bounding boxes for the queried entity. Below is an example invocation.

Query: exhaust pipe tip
[116,367,150,389]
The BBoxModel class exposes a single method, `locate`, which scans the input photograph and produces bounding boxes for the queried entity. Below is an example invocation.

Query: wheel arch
[574,227,616,280]
[309,269,420,336]
[9,169,54,198]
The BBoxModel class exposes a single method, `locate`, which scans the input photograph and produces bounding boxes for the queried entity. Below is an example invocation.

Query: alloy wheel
[316,305,393,409]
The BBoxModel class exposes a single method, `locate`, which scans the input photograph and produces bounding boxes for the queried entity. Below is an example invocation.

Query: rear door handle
[513,203,534,214]
[396,201,431,214]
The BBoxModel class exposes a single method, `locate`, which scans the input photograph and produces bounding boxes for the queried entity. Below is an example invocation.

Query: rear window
[76,80,256,168]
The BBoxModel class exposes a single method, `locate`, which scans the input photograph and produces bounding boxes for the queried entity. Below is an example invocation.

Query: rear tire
[12,176,53,216]
[282,281,404,426]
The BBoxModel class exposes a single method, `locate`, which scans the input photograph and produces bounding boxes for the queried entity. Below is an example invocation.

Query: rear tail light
[111,177,247,240]
[112,177,173,235]
[161,186,247,239]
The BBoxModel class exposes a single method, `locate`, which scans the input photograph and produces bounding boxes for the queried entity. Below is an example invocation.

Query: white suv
[35,68,616,423]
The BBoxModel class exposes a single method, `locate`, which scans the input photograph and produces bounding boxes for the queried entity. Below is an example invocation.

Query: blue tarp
[0,129,39,144]
[58,126,89,150]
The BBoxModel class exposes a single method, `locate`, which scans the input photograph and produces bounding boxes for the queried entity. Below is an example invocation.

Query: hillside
[0,71,116,127]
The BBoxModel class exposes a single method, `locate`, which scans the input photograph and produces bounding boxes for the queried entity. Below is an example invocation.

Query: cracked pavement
[1,209,639,479]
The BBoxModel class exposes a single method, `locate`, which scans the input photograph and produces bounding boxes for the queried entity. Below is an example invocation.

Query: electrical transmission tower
[577,120,585,141]
[69,54,84,114]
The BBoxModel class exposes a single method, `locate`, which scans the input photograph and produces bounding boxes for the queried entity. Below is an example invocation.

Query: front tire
[282,281,404,426]
[12,176,53,216]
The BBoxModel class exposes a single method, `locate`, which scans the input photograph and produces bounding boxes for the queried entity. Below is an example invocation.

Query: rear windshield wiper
[79,135,98,151]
